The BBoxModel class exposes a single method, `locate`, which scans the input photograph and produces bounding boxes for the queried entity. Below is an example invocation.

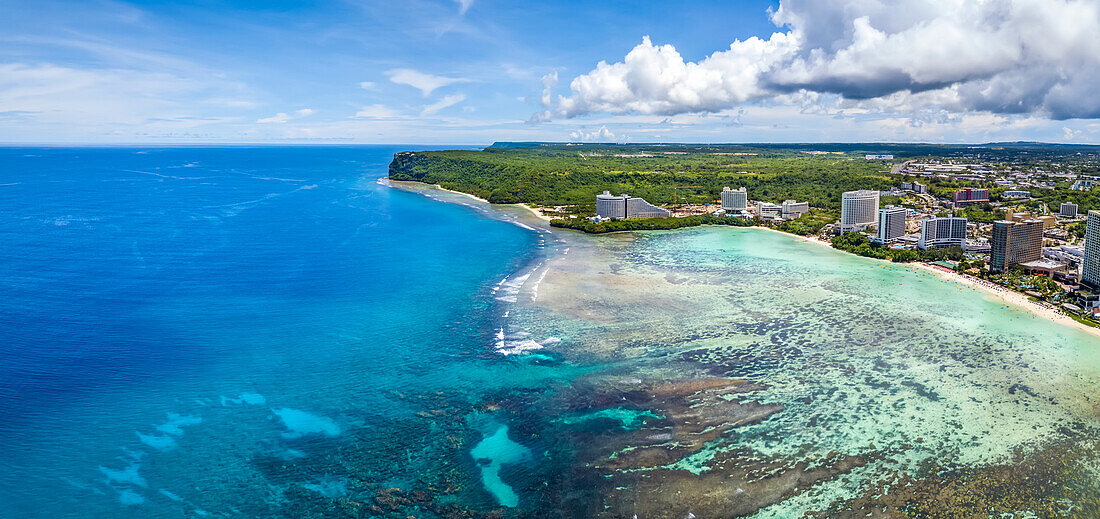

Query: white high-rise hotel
[1083,210,1100,289]
[841,190,879,233]
[596,191,670,219]
[918,216,968,250]
[875,205,906,243]
[720,187,747,211]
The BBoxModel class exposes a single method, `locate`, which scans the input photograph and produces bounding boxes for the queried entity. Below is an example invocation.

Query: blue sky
[2,0,1099,144]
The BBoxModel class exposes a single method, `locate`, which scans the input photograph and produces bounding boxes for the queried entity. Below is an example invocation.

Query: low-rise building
[1006,211,1057,230]
[781,200,810,219]
[899,181,927,194]
[1003,190,1031,199]
[757,202,782,219]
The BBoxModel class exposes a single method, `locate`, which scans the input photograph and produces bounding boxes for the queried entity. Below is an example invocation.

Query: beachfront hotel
[595,191,670,219]
[840,190,879,233]
[1083,211,1100,289]
[990,219,1044,273]
[875,205,907,244]
[917,216,967,250]
[720,187,748,211]
[781,200,810,219]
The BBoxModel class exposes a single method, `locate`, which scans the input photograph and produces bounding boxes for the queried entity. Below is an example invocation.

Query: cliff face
[388,151,425,180]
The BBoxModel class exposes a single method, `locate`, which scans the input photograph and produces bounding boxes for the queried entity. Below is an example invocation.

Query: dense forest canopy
[389,142,1100,214]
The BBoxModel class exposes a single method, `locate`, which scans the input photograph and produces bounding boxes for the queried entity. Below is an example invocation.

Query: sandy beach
[388,181,1100,340]
[759,225,1100,339]
[431,184,490,204]
[515,203,555,222]
[755,226,835,249]
[909,262,1100,339]
[388,179,555,223]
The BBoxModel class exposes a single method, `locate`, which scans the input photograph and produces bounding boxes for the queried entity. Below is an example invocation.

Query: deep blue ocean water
[0,147,559,517]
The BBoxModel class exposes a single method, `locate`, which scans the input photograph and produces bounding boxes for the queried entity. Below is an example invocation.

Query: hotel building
[917,216,967,250]
[720,187,748,211]
[1060,202,1078,218]
[840,190,879,233]
[596,191,670,219]
[990,219,1043,273]
[875,205,907,244]
[953,188,990,206]
[781,200,810,219]
[1083,211,1100,289]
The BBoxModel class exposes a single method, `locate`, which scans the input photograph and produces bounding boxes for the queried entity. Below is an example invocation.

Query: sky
[2,0,1100,144]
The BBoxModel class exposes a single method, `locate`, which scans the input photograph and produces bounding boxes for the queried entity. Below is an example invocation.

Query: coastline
[515,203,555,222]
[432,183,490,204]
[909,262,1100,339]
[388,178,554,222]
[387,178,1100,340]
[754,226,834,249]
[759,226,1100,339]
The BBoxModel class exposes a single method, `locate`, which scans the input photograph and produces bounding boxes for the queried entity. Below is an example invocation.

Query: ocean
[0,147,568,517]
[2,146,1098,518]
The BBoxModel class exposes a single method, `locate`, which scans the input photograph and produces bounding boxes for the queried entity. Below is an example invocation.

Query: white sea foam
[272,408,341,439]
[494,263,542,302]
[529,266,550,301]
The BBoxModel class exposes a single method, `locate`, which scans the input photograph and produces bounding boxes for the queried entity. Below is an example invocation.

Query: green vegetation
[391,142,1100,218]
[550,214,757,234]
[774,209,837,236]
[390,145,896,213]
[957,203,1001,223]
[1066,311,1100,330]
[830,232,964,263]
[985,265,1062,297]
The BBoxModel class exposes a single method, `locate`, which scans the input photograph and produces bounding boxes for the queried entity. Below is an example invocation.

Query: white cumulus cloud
[569,125,618,142]
[386,68,471,97]
[545,0,1100,121]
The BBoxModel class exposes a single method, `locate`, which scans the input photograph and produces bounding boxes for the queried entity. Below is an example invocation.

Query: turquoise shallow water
[2,147,1099,517]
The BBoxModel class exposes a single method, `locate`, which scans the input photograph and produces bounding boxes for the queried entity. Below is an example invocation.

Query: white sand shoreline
[909,262,1100,339]
[763,225,1100,339]
[387,179,1100,339]
[388,179,554,222]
